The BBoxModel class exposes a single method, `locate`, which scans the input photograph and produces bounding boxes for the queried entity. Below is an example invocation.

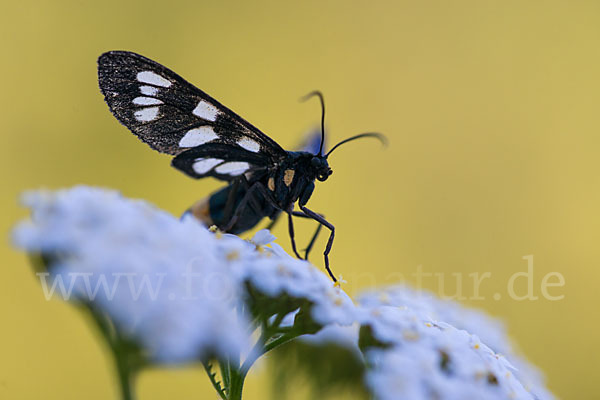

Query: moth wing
[98,51,287,161]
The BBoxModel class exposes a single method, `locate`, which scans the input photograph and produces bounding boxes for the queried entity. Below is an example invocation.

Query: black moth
[97,51,386,282]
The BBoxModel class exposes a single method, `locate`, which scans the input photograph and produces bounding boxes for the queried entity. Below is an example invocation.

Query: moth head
[311,156,332,181]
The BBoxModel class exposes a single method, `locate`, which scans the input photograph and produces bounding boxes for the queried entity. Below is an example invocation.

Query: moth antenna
[325,133,388,158]
[300,91,326,156]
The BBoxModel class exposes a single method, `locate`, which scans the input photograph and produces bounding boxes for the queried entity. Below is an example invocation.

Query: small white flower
[250,229,276,247]
[265,242,296,260]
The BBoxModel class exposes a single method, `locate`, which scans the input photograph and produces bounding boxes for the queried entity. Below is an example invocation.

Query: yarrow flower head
[13,186,554,400]
[12,186,353,362]
[357,286,555,400]
[13,186,250,363]
[357,305,535,400]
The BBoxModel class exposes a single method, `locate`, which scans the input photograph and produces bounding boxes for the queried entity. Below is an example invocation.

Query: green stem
[270,312,286,329]
[263,332,301,355]
[223,314,303,399]
[85,305,137,400]
[239,330,302,376]
[228,368,245,400]
[114,349,135,400]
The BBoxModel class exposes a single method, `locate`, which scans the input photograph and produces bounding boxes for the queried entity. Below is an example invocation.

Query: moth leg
[247,179,281,212]
[298,206,337,282]
[291,211,324,260]
[246,186,295,254]
[264,211,282,230]
[286,205,303,259]
[221,179,242,226]
[237,176,272,221]
[222,181,279,232]
[221,182,261,232]
[304,223,323,260]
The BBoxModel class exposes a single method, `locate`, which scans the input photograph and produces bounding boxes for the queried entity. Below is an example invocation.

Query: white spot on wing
[133,96,163,105]
[215,162,250,175]
[136,71,172,87]
[193,158,223,174]
[139,85,159,96]
[179,127,218,147]
[134,107,160,122]
[237,137,260,153]
[192,100,219,121]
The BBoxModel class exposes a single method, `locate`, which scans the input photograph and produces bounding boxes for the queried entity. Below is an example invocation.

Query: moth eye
[311,157,321,167]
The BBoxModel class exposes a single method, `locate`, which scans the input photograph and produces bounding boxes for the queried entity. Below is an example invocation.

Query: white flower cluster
[13,186,351,362]
[13,186,554,400]
[358,306,540,400]
[297,291,553,400]
[14,187,250,363]
[358,287,555,400]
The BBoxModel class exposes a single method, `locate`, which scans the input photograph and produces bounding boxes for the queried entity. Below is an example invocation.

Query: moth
[97,51,385,282]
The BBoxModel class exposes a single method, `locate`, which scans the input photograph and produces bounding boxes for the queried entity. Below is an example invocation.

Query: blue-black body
[188,150,328,235]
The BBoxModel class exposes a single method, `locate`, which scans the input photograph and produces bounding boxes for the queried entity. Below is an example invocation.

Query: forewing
[172,143,270,181]
[97,51,287,159]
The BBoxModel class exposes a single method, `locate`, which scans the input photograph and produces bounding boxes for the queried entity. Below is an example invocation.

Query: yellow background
[2,0,598,398]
